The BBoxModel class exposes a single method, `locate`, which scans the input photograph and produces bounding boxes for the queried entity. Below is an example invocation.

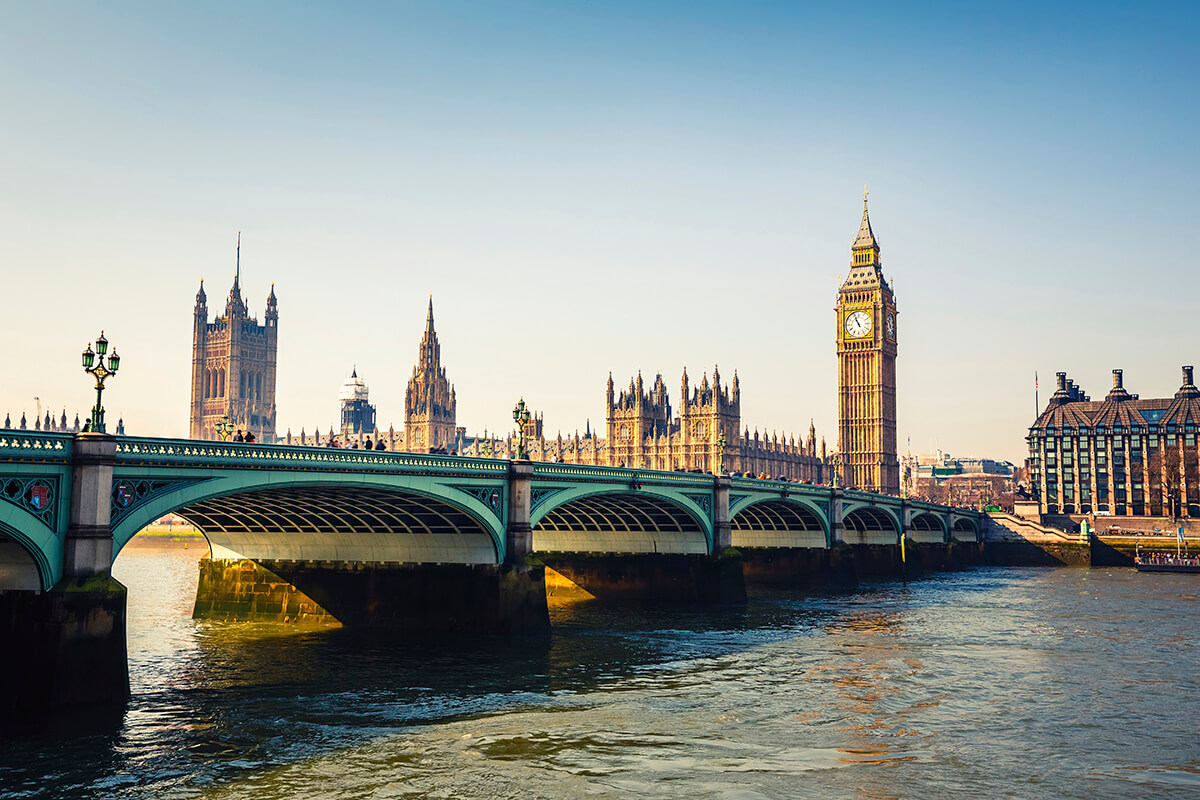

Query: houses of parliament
[188,198,901,493]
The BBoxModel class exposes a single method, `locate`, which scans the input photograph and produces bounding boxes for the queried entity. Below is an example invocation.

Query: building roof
[1030,367,1200,433]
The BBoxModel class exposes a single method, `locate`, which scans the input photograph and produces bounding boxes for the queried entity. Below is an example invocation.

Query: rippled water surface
[3,544,1199,799]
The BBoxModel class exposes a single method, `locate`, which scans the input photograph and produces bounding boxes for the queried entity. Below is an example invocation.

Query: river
[2,543,1198,799]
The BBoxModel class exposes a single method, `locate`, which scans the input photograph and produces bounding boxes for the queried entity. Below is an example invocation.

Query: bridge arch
[951,516,979,542]
[841,503,900,545]
[0,509,56,591]
[730,497,830,549]
[110,473,507,566]
[910,511,947,543]
[531,487,712,554]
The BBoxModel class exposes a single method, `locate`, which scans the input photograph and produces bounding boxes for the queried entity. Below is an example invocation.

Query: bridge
[0,431,981,714]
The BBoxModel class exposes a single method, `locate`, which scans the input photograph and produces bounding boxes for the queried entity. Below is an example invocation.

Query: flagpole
[1035,370,1039,417]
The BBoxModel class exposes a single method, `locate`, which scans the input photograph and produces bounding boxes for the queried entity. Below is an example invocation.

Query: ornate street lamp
[81,331,120,434]
[830,452,841,489]
[215,415,234,441]
[513,398,531,460]
[717,429,727,476]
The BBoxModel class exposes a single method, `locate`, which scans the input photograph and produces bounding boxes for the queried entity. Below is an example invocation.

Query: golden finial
[863,185,869,205]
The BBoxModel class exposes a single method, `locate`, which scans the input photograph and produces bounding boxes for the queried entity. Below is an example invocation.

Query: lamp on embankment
[513,398,531,460]
[81,331,120,434]
[215,414,233,441]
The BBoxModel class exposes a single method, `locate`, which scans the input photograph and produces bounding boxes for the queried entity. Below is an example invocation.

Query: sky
[2,1,1197,463]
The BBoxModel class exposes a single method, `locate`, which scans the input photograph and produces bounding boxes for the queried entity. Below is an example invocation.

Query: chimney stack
[1113,369,1123,389]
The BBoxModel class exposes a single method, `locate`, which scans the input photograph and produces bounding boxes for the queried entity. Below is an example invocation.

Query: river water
[2,544,1199,799]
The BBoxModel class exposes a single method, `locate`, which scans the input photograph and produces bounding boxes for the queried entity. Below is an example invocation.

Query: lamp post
[513,398,531,460]
[81,331,120,434]
[831,452,841,489]
[717,429,727,476]
[215,415,234,441]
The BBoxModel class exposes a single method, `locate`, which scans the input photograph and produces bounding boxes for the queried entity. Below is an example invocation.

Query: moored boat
[1135,553,1200,573]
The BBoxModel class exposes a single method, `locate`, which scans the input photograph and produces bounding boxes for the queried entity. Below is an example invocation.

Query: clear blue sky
[2,1,1197,462]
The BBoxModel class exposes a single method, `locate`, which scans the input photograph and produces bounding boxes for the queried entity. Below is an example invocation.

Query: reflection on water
[2,546,1199,800]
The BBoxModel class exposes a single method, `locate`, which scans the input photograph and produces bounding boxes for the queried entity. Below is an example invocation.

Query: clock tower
[835,190,899,494]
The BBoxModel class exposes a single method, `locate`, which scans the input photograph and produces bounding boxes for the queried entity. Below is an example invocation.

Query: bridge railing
[729,476,829,493]
[530,462,716,487]
[0,432,74,461]
[113,437,509,476]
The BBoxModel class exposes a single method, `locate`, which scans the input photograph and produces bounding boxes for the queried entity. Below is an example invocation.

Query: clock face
[885,313,895,339]
[845,310,872,338]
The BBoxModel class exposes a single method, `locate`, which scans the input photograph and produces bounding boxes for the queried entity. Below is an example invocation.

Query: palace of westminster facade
[188,199,902,492]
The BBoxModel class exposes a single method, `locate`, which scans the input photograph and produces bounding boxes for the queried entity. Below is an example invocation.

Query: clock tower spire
[835,189,899,494]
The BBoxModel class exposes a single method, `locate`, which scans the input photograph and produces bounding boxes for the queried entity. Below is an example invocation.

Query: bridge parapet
[0,432,74,462]
[530,462,716,488]
[114,437,509,476]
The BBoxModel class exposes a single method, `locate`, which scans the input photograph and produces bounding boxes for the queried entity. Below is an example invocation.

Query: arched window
[256,373,263,401]
[219,369,226,397]
[203,371,210,398]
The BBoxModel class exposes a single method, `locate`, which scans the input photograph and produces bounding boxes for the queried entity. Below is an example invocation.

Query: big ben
[836,190,899,494]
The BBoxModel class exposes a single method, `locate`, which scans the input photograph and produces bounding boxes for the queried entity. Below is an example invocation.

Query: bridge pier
[540,552,745,605]
[506,461,534,564]
[194,558,550,634]
[1,435,129,717]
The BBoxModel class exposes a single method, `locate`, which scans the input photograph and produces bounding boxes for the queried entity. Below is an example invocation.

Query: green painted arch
[951,516,980,540]
[110,471,508,563]
[530,484,713,553]
[910,511,947,533]
[730,496,831,538]
[0,504,60,590]
[730,496,831,549]
[841,502,902,535]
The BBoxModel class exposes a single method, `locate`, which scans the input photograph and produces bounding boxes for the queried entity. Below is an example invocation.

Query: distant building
[2,409,83,433]
[1027,367,1200,521]
[339,368,376,437]
[402,299,457,453]
[189,235,278,442]
[906,451,1017,509]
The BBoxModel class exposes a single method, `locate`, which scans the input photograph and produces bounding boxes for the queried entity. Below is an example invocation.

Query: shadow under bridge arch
[145,484,502,565]
[842,505,900,545]
[532,490,711,554]
[952,517,980,542]
[910,511,947,543]
[731,499,829,549]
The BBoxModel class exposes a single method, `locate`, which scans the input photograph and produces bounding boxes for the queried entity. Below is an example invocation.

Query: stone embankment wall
[982,513,1091,566]
[740,542,980,590]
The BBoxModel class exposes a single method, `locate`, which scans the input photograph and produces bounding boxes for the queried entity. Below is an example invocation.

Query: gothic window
[219,369,226,397]
[256,373,263,401]
[240,372,246,399]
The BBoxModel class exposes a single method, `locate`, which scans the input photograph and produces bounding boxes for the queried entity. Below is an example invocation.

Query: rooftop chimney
[1176,365,1199,399]
[1113,369,1123,389]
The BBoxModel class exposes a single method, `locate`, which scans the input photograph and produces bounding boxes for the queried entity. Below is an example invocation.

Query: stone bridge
[0,432,981,714]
